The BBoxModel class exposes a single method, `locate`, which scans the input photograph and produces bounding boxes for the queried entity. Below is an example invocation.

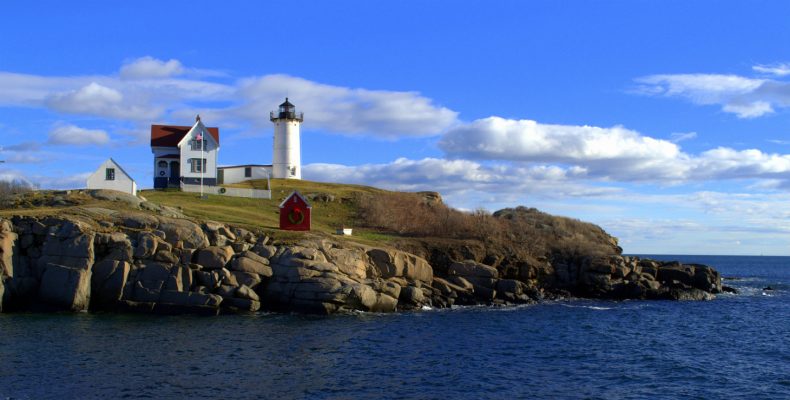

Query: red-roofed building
[150,116,220,188]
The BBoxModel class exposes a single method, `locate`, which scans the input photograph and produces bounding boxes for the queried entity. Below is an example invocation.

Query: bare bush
[357,195,619,259]
[0,179,34,199]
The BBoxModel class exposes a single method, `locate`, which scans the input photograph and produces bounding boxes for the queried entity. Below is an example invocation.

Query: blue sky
[2,1,790,255]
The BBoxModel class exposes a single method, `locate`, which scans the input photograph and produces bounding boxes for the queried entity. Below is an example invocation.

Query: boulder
[399,285,425,306]
[448,260,498,279]
[231,271,263,289]
[157,290,222,307]
[39,231,95,271]
[230,253,273,276]
[657,264,696,287]
[196,246,234,270]
[120,213,159,230]
[38,263,91,311]
[134,232,158,259]
[157,217,209,249]
[367,248,433,283]
[195,270,221,289]
[94,232,133,262]
[0,225,17,278]
[222,297,260,312]
[345,284,377,310]
[325,246,367,280]
[693,264,722,293]
[91,259,130,306]
[236,285,260,301]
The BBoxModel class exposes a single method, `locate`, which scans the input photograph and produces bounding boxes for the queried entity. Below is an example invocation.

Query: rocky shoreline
[0,208,724,315]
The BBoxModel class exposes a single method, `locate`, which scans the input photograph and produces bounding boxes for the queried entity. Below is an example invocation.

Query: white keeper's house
[86,158,138,195]
[150,98,304,189]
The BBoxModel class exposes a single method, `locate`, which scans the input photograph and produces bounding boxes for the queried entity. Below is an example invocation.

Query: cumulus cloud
[634,70,790,119]
[46,82,162,121]
[120,56,185,79]
[0,61,454,139]
[47,124,110,146]
[234,74,459,138]
[438,116,790,185]
[439,117,689,181]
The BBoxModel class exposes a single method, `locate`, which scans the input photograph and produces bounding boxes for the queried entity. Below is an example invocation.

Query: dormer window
[191,139,207,151]
[106,168,115,181]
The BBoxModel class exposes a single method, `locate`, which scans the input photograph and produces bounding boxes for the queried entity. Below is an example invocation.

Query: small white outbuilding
[86,158,137,196]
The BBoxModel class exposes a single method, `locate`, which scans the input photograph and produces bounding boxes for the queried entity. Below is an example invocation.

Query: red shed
[279,191,312,231]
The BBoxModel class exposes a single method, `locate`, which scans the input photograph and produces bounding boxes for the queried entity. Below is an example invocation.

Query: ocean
[0,255,787,399]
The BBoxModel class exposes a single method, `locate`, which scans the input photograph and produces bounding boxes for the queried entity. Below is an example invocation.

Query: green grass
[142,179,392,240]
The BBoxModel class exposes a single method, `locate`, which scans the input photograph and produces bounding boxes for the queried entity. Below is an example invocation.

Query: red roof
[151,124,219,147]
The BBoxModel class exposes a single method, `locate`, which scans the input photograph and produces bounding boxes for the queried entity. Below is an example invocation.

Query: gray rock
[230,255,273,276]
[399,285,425,305]
[448,260,498,279]
[91,259,130,305]
[134,232,158,259]
[0,226,17,278]
[94,232,133,263]
[231,271,262,289]
[218,268,238,286]
[196,246,234,270]
[195,270,221,289]
[120,213,159,230]
[38,263,91,311]
[236,285,260,301]
[370,293,398,312]
[221,297,260,312]
[158,217,209,249]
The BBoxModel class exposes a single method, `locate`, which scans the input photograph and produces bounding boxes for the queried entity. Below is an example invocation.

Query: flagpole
[200,132,204,198]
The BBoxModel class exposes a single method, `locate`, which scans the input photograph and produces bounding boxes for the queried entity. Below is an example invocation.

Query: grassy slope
[142,179,391,242]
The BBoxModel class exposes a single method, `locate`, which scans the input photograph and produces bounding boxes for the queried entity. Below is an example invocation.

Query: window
[105,168,115,181]
[191,139,207,151]
[157,161,167,168]
[190,158,206,173]
[244,167,252,177]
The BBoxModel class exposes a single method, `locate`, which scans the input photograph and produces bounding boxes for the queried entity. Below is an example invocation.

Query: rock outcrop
[0,210,724,315]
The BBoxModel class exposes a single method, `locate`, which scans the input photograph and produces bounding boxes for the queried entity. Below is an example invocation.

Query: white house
[218,164,271,185]
[150,116,219,188]
[86,158,137,195]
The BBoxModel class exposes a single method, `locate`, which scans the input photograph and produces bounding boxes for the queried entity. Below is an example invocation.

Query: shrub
[357,194,619,259]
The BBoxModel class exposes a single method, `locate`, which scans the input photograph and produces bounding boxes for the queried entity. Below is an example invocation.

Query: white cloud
[634,70,790,119]
[0,62,454,139]
[120,56,185,79]
[0,169,89,189]
[439,117,689,181]
[635,74,764,104]
[753,63,790,77]
[438,116,790,185]
[234,74,459,138]
[670,131,697,143]
[46,82,162,121]
[692,147,790,180]
[721,101,774,118]
[303,157,619,207]
[47,124,110,146]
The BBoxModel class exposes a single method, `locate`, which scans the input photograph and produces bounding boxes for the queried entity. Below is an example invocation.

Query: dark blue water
[1,255,788,399]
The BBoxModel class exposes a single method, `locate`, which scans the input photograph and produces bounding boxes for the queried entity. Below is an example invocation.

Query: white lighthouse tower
[270,98,303,179]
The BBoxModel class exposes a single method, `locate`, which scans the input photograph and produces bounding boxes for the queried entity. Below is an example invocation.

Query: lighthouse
[270,98,303,179]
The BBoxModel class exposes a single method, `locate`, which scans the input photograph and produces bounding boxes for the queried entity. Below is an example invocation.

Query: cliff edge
[0,187,723,315]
